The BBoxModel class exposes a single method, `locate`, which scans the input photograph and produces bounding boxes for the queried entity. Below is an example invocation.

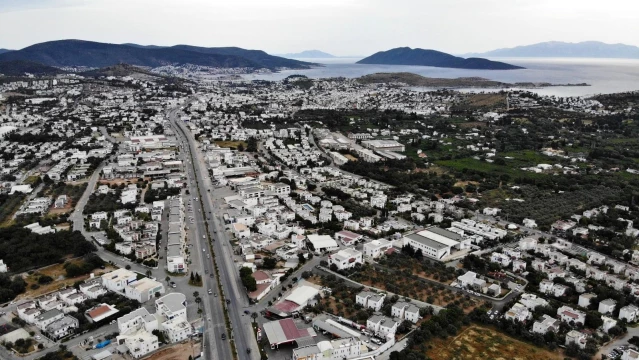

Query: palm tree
[193,291,200,299]
[251,312,258,323]
[165,276,171,283]
[195,297,202,308]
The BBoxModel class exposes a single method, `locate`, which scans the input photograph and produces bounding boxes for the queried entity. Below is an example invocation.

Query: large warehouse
[361,139,406,152]
[403,227,467,260]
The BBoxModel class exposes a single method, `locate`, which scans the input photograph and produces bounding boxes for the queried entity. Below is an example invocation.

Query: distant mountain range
[357,47,523,70]
[0,49,12,54]
[0,40,313,70]
[278,50,336,59]
[468,41,639,59]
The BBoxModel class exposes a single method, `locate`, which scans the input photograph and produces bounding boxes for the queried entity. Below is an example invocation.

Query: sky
[1,0,638,56]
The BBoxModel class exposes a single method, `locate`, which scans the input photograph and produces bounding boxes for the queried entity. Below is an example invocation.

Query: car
[244,310,250,314]
[208,289,212,294]
[221,333,226,340]
[35,335,41,340]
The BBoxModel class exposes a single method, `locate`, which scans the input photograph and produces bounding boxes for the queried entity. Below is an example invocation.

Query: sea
[244,57,639,97]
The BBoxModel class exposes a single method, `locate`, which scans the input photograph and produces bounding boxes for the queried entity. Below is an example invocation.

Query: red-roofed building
[249,271,275,302]
[262,318,316,349]
[334,230,363,246]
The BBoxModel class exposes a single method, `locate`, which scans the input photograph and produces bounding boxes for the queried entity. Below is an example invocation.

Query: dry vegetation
[145,341,201,360]
[426,325,565,360]
[18,259,115,299]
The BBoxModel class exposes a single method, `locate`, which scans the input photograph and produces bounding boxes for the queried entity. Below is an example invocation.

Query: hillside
[0,49,12,54]
[278,50,336,58]
[357,72,588,88]
[81,63,161,78]
[170,45,314,69]
[0,60,66,76]
[0,40,313,69]
[357,47,523,70]
[470,41,639,59]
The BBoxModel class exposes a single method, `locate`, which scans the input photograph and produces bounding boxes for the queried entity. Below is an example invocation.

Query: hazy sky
[1,0,638,55]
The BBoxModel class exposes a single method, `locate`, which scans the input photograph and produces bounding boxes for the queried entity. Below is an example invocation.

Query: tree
[298,253,306,264]
[263,257,277,269]
[125,264,131,270]
[251,312,258,323]
[146,270,152,277]
[165,276,171,283]
[190,272,195,282]
[193,291,200,299]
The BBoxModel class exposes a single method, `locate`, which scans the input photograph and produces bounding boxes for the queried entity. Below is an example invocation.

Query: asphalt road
[169,108,260,360]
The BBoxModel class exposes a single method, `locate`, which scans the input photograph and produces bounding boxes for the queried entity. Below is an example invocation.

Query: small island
[357,72,590,88]
[357,47,523,70]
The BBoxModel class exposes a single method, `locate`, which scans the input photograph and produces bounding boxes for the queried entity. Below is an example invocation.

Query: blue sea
[245,57,639,97]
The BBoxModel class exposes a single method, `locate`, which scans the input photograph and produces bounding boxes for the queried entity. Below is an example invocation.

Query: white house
[532,314,560,334]
[565,330,587,349]
[102,268,138,293]
[356,291,385,312]
[602,315,618,333]
[363,239,393,259]
[156,293,188,321]
[578,293,596,309]
[598,299,616,315]
[504,303,531,323]
[125,278,165,303]
[366,315,397,338]
[619,305,639,323]
[391,302,422,323]
[557,306,585,325]
[328,248,363,270]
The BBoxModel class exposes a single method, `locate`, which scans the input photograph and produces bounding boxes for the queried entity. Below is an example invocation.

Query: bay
[244,57,639,97]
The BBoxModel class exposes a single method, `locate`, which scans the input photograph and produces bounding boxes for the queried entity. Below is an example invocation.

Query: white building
[356,291,385,312]
[619,305,639,323]
[598,298,616,315]
[306,234,339,254]
[155,293,188,321]
[532,314,560,334]
[565,330,587,349]
[328,248,363,270]
[102,268,138,293]
[391,302,422,323]
[366,315,397,338]
[125,278,165,303]
[557,306,585,325]
[403,227,463,260]
[504,303,531,323]
[363,239,393,259]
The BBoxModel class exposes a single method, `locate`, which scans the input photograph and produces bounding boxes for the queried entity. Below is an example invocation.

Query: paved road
[168,110,238,360]
[170,107,265,359]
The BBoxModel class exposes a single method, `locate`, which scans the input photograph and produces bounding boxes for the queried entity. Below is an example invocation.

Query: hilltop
[469,41,639,59]
[357,47,523,70]
[0,40,314,70]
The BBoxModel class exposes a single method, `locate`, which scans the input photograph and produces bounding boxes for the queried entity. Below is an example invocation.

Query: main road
[168,108,260,360]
